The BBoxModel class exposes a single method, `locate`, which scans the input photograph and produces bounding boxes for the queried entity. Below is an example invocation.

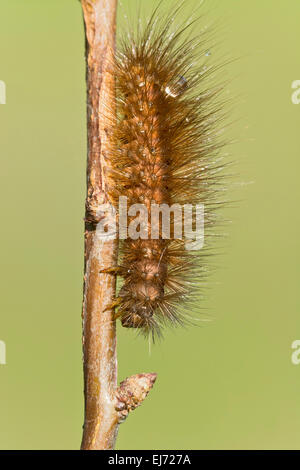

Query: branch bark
[80,0,157,450]
[81,0,119,450]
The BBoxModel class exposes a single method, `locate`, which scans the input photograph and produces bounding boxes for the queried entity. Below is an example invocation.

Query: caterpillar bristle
[107,2,229,340]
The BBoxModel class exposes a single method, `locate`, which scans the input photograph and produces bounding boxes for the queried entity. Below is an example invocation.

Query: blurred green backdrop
[0,0,300,450]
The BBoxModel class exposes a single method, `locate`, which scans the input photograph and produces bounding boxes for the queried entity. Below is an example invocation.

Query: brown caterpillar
[106,3,227,339]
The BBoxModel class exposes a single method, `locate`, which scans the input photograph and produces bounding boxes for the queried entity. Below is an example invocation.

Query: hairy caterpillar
[105,3,227,339]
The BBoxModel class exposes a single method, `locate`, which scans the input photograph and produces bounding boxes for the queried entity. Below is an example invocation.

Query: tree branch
[80,0,157,450]
[81,0,119,450]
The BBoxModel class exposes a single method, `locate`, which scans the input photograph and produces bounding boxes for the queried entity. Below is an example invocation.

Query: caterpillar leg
[104,296,123,312]
[99,266,122,275]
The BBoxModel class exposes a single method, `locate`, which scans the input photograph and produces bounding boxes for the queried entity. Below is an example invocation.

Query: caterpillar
[106,2,227,339]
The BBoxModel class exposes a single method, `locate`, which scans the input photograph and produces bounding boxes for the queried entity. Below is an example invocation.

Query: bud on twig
[115,373,157,422]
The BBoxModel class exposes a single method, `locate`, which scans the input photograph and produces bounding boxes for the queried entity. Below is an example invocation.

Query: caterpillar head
[121,304,153,329]
[119,281,163,330]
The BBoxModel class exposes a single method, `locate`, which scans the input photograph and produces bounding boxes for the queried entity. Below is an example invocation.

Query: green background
[0,0,299,450]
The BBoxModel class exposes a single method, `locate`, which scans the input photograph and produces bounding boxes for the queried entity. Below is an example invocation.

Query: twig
[80,0,157,450]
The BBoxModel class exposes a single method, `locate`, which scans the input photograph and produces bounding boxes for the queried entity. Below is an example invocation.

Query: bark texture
[81,0,119,450]
[80,0,157,450]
